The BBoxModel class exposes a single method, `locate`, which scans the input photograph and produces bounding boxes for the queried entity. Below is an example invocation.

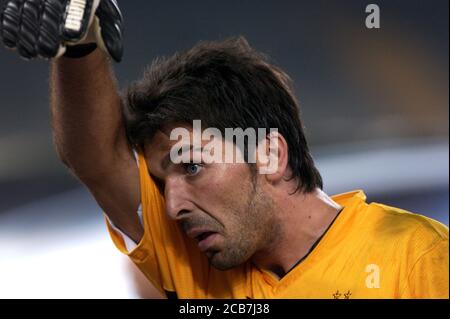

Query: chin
[207,250,247,271]
[210,260,238,271]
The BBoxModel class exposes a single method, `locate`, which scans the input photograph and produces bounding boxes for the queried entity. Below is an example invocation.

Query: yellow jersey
[105,151,449,299]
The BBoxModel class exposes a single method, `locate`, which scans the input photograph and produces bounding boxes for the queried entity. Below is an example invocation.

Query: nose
[164,176,192,220]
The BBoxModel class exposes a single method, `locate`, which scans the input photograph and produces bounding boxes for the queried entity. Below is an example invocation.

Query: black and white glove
[0,0,123,62]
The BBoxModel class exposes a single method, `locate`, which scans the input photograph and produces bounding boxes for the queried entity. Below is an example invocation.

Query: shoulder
[366,202,448,253]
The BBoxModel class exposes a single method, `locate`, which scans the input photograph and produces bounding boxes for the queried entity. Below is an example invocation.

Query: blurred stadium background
[0,0,448,298]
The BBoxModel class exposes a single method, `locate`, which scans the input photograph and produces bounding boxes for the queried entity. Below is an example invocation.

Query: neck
[251,188,342,279]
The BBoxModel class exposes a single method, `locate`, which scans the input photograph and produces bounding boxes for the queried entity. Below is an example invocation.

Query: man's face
[144,128,279,270]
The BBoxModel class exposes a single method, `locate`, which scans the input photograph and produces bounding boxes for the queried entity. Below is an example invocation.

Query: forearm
[50,49,128,179]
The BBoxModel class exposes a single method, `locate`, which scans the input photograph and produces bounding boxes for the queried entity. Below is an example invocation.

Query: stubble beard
[209,175,280,271]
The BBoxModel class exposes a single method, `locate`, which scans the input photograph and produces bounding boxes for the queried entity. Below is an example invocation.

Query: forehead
[142,124,240,173]
[142,125,214,167]
[143,127,184,172]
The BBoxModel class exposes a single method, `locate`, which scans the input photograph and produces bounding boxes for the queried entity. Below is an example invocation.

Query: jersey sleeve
[400,238,449,298]
[104,149,210,298]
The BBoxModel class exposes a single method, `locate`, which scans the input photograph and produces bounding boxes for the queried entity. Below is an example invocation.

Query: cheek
[195,164,254,227]
[199,164,251,201]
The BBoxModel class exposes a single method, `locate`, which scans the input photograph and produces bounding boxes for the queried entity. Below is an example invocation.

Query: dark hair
[124,36,323,193]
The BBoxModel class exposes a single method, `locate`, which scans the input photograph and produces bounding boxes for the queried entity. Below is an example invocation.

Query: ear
[255,131,289,184]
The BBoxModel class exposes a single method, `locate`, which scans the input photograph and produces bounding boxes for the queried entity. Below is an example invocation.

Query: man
[1,0,448,298]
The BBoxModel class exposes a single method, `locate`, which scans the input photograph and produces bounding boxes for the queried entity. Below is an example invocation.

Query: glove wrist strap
[63,43,98,59]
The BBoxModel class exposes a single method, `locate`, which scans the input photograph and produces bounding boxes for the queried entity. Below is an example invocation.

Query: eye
[184,163,203,176]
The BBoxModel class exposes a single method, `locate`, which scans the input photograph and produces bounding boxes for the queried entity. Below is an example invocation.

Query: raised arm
[1,0,143,243]
[50,49,143,243]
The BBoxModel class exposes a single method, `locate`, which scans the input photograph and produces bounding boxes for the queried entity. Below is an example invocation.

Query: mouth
[186,229,219,252]
[197,232,219,252]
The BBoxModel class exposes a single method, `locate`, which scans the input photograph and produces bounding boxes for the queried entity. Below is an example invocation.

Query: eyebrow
[160,144,204,170]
